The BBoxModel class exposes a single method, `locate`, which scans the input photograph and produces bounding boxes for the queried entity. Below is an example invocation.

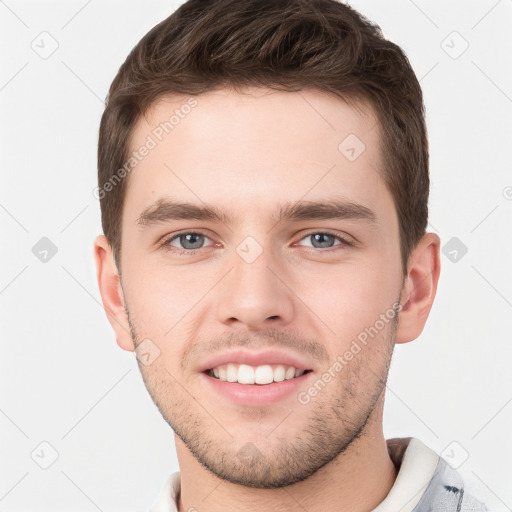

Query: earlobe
[395,233,441,344]
[93,235,135,352]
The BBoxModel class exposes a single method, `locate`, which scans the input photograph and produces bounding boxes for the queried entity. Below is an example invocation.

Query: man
[94,0,487,510]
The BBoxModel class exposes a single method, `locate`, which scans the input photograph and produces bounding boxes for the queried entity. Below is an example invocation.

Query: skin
[95,87,440,512]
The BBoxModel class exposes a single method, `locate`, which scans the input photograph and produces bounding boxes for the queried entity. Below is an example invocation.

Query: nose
[215,242,295,331]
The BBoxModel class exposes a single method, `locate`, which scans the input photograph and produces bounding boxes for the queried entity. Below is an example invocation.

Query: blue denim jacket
[413,455,487,511]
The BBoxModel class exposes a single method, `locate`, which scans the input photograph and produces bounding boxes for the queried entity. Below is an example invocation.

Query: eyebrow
[136,197,377,228]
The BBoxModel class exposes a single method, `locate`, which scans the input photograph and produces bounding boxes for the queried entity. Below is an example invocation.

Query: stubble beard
[127,309,397,489]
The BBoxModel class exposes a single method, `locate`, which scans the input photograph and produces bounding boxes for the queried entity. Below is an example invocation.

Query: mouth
[205,363,313,385]
[198,349,316,406]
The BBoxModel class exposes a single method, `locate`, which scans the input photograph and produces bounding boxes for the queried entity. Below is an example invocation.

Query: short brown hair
[98,0,429,274]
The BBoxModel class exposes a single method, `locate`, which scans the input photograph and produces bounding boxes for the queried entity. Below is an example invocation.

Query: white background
[1,0,511,510]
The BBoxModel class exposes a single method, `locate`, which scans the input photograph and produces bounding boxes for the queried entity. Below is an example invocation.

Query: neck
[175,401,398,512]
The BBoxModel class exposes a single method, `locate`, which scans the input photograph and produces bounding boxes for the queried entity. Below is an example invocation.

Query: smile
[206,363,312,385]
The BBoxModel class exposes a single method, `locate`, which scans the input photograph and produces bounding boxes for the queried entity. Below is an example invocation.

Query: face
[113,87,407,487]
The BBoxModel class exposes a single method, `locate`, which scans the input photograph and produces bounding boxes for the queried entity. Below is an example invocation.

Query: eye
[163,231,215,253]
[296,231,353,250]
[159,230,354,256]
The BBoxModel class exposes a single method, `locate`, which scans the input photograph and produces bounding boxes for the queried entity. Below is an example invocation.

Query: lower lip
[200,371,313,407]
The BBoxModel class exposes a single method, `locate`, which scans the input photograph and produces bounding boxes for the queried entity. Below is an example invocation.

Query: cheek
[294,260,400,348]
[123,258,209,329]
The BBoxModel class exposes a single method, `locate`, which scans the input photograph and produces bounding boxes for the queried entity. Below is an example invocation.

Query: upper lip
[198,349,314,373]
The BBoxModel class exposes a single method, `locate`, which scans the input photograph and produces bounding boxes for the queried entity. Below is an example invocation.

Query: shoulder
[415,457,488,511]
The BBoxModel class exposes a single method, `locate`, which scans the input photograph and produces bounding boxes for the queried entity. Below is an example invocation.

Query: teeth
[274,365,286,382]
[209,364,307,385]
[226,363,238,382]
[238,364,255,384]
[255,365,273,385]
[285,367,296,380]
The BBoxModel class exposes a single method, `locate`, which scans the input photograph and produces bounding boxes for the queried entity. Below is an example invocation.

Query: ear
[93,235,135,352]
[395,232,441,344]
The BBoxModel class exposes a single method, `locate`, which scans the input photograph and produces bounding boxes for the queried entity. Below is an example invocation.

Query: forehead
[123,87,393,226]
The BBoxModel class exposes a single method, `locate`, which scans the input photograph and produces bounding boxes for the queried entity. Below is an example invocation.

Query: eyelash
[159,230,354,256]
